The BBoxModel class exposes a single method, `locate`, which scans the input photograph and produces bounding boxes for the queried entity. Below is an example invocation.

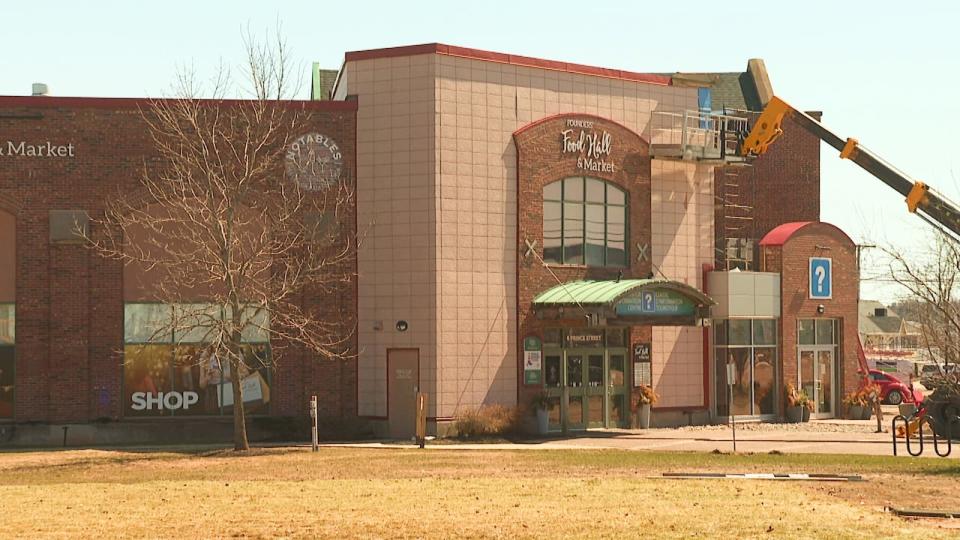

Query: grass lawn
[0,447,958,538]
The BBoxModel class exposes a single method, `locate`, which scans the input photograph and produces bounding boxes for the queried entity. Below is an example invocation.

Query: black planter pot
[847,405,864,420]
[786,406,804,423]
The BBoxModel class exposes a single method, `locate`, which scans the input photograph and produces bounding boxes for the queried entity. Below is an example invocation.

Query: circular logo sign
[285,133,343,190]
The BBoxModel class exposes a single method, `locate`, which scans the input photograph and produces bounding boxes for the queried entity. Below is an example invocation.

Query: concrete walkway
[321,414,958,458]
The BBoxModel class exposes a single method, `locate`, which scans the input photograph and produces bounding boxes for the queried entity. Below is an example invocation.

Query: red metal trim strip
[0,96,359,111]
[344,43,672,87]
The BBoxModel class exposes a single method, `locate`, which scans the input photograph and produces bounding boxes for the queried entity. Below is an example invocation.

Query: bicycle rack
[892,415,952,457]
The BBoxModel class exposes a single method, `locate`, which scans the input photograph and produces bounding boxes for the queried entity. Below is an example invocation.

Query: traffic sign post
[727,363,737,453]
[310,395,318,452]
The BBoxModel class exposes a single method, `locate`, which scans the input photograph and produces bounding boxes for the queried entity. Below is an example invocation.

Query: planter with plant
[785,383,814,423]
[636,385,659,429]
[843,383,878,420]
[530,391,551,435]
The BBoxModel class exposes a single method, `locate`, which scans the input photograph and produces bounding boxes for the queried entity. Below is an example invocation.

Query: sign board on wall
[616,289,696,317]
[523,336,542,385]
[633,342,651,387]
[0,141,75,158]
[809,257,832,299]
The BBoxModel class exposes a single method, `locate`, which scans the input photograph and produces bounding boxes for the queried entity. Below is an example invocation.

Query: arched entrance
[531,279,713,430]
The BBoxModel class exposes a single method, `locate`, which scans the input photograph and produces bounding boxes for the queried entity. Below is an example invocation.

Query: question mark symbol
[815,265,826,293]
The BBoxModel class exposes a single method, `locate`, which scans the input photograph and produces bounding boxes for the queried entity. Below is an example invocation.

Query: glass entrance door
[607,352,627,427]
[565,353,585,429]
[561,349,627,429]
[799,348,835,418]
[815,350,834,417]
[585,353,605,428]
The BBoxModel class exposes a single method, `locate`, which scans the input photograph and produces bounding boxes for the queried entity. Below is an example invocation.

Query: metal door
[387,349,419,439]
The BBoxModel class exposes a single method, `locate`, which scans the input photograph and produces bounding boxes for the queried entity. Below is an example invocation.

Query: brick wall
[0,97,358,425]
[514,114,652,412]
[716,112,822,269]
[762,223,859,415]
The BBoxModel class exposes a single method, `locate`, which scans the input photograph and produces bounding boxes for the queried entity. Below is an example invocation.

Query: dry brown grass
[0,447,956,539]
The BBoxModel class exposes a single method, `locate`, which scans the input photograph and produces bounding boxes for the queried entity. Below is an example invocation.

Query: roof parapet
[747,58,774,106]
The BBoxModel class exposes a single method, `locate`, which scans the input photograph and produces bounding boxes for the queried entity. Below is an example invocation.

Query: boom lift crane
[742,97,960,447]
[740,96,960,241]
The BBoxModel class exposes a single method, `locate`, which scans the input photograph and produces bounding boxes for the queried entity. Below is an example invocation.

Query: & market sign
[0,140,75,158]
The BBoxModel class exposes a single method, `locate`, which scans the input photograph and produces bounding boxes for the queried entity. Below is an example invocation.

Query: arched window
[543,177,627,267]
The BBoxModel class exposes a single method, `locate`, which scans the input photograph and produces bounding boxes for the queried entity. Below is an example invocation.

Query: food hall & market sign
[560,119,615,173]
[0,140,75,157]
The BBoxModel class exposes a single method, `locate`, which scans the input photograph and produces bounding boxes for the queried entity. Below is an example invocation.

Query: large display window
[123,303,271,418]
[714,319,778,418]
[0,304,13,419]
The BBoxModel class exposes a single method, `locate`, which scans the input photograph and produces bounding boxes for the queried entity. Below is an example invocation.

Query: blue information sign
[641,291,656,313]
[809,257,832,299]
[615,289,695,317]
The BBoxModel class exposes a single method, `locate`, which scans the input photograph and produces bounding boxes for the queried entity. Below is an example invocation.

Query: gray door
[387,349,419,439]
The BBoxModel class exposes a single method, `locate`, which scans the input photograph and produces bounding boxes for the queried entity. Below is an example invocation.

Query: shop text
[0,140,75,158]
[131,391,199,411]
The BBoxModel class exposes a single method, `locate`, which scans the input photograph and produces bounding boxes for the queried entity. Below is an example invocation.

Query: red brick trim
[344,43,672,87]
[0,96,359,111]
[653,405,709,412]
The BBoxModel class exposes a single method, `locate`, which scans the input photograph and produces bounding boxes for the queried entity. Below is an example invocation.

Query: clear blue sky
[3,0,958,302]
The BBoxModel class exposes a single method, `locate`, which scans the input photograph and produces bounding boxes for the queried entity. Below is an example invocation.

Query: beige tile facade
[650,160,715,408]
[347,54,439,418]
[346,50,716,420]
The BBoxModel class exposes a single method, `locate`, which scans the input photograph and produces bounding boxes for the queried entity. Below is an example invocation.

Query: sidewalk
[321,413,957,458]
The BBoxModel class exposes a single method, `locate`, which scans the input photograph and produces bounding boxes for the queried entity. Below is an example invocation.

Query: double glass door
[799,348,835,418]
[557,349,627,429]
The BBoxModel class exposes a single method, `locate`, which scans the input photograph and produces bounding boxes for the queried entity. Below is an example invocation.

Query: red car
[868,369,919,405]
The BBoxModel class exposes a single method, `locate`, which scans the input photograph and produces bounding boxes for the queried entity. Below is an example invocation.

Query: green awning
[533,279,714,326]
[533,279,714,308]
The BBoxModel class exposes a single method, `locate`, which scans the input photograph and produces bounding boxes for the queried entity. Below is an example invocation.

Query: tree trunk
[231,355,250,451]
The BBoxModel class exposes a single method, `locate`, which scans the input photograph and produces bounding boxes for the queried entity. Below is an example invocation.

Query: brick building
[0,97,358,444]
[0,43,861,444]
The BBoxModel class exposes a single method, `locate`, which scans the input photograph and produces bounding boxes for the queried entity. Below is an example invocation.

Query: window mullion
[559,178,565,264]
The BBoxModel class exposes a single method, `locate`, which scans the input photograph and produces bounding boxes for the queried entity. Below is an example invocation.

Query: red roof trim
[759,221,855,247]
[0,96,358,111]
[344,43,672,87]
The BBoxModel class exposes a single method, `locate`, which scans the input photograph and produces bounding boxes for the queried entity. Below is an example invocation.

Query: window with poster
[713,319,778,418]
[123,303,271,418]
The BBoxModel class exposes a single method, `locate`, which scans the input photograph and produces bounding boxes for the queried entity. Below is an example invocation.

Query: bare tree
[882,232,960,370]
[85,29,356,450]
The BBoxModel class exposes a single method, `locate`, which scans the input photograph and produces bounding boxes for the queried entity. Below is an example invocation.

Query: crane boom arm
[740,96,960,239]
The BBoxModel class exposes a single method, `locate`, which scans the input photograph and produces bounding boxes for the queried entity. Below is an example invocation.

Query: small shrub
[453,404,522,438]
[637,385,659,405]
[530,391,550,411]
